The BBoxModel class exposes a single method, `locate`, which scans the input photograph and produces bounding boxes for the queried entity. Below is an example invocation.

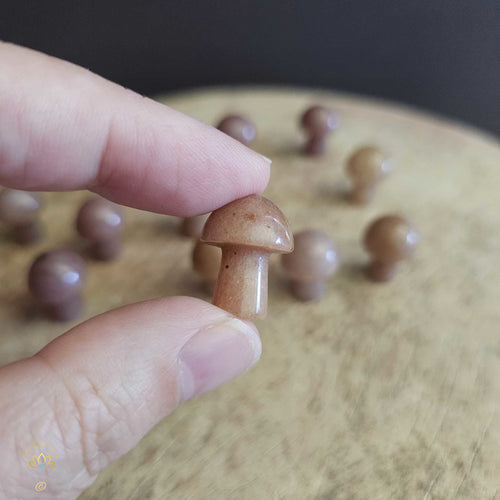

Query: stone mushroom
[363,215,419,282]
[28,249,86,321]
[192,240,221,293]
[76,197,124,260]
[346,146,393,204]
[0,189,43,244]
[201,194,294,319]
[281,229,339,301]
[300,105,339,156]
[180,213,210,238]
[216,114,256,146]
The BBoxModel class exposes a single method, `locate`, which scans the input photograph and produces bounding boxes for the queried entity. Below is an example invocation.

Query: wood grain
[1,88,499,499]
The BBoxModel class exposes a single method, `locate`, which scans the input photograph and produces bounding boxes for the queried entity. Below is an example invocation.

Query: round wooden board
[1,88,499,499]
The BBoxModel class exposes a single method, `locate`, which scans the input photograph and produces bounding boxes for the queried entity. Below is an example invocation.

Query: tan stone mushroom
[300,105,339,156]
[201,194,294,319]
[281,229,339,301]
[346,146,393,204]
[363,215,419,282]
[0,189,43,243]
[28,249,87,321]
[76,197,124,261]
[216,114,256,146]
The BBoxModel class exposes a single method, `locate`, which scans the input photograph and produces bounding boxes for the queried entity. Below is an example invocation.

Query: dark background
[2,1,499,135]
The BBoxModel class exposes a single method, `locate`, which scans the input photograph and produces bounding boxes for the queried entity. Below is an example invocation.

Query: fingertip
[0,296,264,497]
[226,318,263,366]
[177,316,262,401]
[0,44,270,214]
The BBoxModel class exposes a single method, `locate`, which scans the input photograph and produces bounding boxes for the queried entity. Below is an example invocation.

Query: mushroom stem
[304,136,326,156]
[351,185,376,205]
[13,220,42,244]
[290,280,326,302]
[43,297,83,322]
[366,260,397,282]
[212,247,269,319]
[90,239,122,261]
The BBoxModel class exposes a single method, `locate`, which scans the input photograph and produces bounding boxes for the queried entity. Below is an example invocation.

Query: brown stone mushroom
[216,114,256,146]
[192,240,221,293]
[281,229,339,301]
[180,213,210,238]
[28,249,86,321]
[300,105,339,156]
[363,215,419,282]
[346,146,393,204]
[0,189,43,244]
[76,197,124,261]
[201,194,294,319]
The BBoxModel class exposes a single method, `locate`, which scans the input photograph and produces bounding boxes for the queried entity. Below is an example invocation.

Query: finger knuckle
[36,354,133,478]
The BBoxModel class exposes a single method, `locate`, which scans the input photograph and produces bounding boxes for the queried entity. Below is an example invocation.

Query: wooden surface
[1,88,499,499]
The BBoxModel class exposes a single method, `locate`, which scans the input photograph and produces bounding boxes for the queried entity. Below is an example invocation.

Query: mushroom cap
[28,250,86,304]
[0,189,42,225]
[301,105,339,136]
[192,240,221,281]
[76,198,123,241]
[346,146,392,186]
[364,215,419,263]
[201,194,294,253]
[281,229,338,282]
[216,114,256,146]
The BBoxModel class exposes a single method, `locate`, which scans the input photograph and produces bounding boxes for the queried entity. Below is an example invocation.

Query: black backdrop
[2,1,499,134]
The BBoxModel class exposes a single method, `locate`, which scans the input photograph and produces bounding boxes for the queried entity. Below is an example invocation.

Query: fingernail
[260,154,272,164]
[178,319,262,401]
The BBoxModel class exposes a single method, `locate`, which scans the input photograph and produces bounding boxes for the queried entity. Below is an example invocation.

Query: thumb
[0,296,261,500]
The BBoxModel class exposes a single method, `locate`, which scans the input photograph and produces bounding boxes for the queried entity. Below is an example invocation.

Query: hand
[0,42,270,499]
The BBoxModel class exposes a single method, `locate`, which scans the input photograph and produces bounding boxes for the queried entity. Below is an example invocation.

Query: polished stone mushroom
[300,105,339,156]
[0,189,43,244]
[28,249,86,321]
[201,194,293,319]
[216,114,256,146]
[192,240,221,293]
[180,213,210,238]
[363,215,419,282]
[76,197,124,260]
[281,229,339,301]
[346,146,393,204]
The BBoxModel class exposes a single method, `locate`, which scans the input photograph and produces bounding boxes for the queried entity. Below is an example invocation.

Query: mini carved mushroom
[281,229,339,301]
[76,197,124,260]
[346,146,393,204]
[0,189,43,243]
[28,250,86,321]
[300,105,339,156]
[216,114,256,146]
[201,194,293,319]
[192,240,221,293]
[180,213,210,238]
[363,215,419,282]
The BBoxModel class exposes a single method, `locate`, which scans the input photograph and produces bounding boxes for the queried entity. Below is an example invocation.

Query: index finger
[0,43,271,216]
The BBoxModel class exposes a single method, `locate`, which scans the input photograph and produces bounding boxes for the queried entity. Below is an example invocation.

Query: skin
[0,42,270,499]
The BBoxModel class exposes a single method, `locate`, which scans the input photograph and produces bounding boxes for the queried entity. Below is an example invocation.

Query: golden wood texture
[1,88,499,499]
